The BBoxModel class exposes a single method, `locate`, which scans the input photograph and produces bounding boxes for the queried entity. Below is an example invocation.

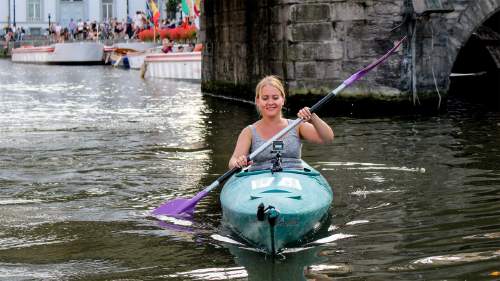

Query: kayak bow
[220,161,333,254]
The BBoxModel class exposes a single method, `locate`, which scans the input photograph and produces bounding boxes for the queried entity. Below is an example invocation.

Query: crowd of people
[2,9,196,45]
[2,26,24,49]
[48,11,191,43]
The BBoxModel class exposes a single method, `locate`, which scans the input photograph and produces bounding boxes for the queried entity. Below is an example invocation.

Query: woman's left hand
[298,107,314,122]
[297,107,334,144]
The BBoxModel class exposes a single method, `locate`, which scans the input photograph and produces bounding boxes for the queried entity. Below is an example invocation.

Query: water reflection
[171,245,350,281]
[230,246,326,281]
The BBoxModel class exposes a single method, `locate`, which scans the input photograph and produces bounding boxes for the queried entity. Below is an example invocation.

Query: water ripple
[1,59,499,280]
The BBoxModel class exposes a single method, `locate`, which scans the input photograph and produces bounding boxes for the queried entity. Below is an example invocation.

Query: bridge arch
[446,1,500,106]
[448,1,500,70]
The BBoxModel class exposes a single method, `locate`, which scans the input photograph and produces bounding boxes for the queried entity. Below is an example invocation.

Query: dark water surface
[0,59,499,281]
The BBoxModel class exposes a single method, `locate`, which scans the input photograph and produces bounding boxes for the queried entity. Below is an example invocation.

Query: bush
[156,25,197,42]
[159,29,171,40]
[138,29,159,41]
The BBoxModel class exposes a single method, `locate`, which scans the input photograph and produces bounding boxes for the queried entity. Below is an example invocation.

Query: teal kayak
[220,161,333,254]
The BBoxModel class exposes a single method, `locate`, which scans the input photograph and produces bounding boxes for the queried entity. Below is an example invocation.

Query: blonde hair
[255,75,286,102]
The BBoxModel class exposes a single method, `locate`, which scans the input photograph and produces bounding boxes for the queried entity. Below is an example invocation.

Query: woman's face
[256,85,284,118]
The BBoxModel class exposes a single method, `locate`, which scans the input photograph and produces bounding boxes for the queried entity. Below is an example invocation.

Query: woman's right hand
[228,127,253,169]
[232,155,251,169]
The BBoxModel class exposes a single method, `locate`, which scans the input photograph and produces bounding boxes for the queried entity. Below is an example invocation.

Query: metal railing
[0,37,148,52]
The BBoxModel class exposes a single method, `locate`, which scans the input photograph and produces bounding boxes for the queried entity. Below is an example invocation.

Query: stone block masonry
[200,0,500,114]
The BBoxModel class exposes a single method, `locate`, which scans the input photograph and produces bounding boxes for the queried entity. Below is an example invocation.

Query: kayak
[220,161,333,254]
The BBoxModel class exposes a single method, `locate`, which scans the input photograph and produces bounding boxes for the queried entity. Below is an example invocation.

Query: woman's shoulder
[236,126,253,145]
[241,125,253,134]
[241,123,257,137]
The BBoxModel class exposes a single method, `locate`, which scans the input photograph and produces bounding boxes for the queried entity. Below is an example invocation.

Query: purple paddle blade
[152,198,195,217]
[344,36,406,87]
[152,189,210,217]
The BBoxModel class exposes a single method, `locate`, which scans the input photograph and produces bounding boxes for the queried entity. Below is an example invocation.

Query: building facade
[1,0,166,35]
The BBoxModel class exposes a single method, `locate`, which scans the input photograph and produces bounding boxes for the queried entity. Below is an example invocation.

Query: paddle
[152,36,407,217]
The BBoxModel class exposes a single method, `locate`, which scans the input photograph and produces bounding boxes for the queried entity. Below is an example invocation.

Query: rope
[429,21,442,110]
[411,20,420,105]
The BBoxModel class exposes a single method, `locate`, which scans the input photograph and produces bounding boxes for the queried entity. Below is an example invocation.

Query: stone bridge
[199,0,500,112]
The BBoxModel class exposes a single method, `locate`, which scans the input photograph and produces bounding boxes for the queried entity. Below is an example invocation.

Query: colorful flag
[193,0,201,17]
[181,0,192,16]
[146,0,160,27]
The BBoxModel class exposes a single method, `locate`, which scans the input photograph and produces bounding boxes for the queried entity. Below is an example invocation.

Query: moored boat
[142,51,201,80]
[104,42,158,68]
[126,47,162,70]
[103,45,116,64]
[12,42,104,64]
[220,161,333,254]
[108,47,137,68]
[127,51,148,69]
[113,42,156,52]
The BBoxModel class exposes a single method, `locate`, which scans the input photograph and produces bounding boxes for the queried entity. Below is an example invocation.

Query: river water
[0,59,499,281]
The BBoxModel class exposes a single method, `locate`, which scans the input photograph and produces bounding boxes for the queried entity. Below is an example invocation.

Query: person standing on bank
[229,75,334,171]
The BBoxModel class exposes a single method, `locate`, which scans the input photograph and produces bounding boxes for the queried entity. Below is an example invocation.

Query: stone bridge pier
[199,0,500,113]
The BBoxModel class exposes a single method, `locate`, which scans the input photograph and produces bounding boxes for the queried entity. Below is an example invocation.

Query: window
[29,27,42,36]
[102,0,113,21]
[27,0,42,22]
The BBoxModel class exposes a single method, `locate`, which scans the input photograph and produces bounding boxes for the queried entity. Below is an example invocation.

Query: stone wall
[200,0,500,112]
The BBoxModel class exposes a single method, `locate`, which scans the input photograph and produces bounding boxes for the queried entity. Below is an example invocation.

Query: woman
[229,75,334,170]
[161,38,173,53]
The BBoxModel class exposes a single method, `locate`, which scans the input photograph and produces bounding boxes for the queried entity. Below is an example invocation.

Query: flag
[193,0,201,17]
[181,0,192,16]
[146,0,160,27]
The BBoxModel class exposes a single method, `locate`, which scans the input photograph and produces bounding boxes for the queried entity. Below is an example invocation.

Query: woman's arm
[228,126,253,169]
[298,107,334,144]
